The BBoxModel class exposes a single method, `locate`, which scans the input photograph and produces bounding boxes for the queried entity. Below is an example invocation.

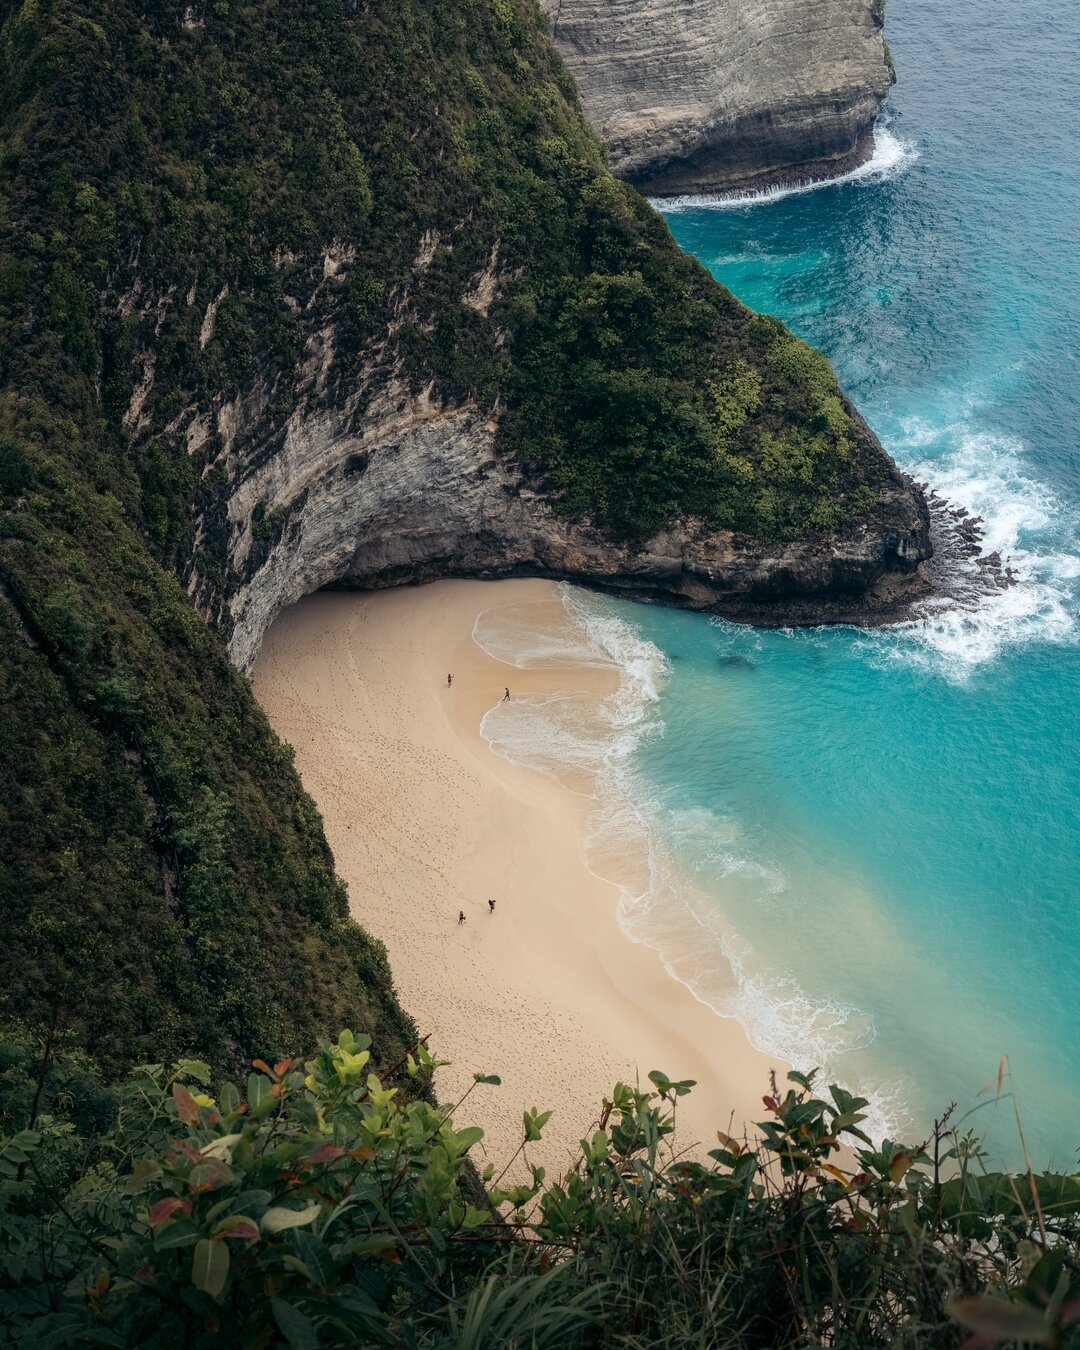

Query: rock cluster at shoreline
[917,482,1020,597]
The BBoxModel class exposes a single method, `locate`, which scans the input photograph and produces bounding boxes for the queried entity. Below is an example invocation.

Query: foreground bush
[0,1028,1077,1347]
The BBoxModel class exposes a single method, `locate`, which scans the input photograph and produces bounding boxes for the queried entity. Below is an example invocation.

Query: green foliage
[1,1031,1076,1347]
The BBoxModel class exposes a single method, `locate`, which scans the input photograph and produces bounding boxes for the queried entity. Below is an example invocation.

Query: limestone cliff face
[541,0,893,195]
[223,376,928,672]
[184,250,929,675]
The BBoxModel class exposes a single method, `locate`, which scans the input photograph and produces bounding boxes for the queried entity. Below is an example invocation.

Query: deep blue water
[622,0,1080,1165]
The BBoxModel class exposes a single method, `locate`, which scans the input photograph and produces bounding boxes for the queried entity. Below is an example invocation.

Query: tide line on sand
[252,578,785,1176]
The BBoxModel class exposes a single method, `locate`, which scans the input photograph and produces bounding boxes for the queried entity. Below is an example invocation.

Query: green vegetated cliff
[0,0,924,1078]
[0,6,1075,1341]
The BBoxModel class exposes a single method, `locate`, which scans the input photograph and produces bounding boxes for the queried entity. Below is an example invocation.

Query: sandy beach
[252,579,785,1176]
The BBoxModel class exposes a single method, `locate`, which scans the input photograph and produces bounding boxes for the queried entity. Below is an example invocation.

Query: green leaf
[218,1080,240,1114]
[191,1238,229,1299]
[947,1296,1055,1345]
[153,1218,200,1250]
[189,1159,235,1190]
[212,1216,260,1242]
[125,1158,163,1194]
[523,1108,553,1142]
[200,1133,242,1161]
[246,1072,270,1110]
[450,1125,484,1154]
[293,1231,337,1288]
[261,1202,321,1234]
[473,1073,501,1085]
[176,1058,212,1084]
[272,1296,320,1350]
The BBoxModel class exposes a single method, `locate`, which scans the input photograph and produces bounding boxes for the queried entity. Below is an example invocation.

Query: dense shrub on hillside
[1,1028,1077,1347]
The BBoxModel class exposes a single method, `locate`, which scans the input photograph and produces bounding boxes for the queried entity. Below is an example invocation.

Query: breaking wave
[656,125,917,213]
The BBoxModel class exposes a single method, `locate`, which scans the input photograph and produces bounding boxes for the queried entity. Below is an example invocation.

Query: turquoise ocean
[479,0,1080,1166]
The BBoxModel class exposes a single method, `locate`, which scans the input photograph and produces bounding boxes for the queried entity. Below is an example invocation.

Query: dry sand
[252,579,784,1177]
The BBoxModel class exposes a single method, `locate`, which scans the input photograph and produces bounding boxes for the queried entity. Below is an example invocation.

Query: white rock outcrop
[541,0,893,195]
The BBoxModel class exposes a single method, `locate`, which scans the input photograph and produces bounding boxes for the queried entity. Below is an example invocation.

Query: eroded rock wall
[541,0,893,195]
[215,349,929,675]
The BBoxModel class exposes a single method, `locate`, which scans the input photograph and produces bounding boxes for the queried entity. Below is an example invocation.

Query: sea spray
[873,421,1080,677]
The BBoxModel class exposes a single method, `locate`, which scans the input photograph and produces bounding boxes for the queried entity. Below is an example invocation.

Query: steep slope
[542,0,894,195]
[0,0,927,1071]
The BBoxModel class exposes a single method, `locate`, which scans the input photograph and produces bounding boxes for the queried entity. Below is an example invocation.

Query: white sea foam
[655,125,917,213]
[864,418,1080,678]
[475,585,904,1143]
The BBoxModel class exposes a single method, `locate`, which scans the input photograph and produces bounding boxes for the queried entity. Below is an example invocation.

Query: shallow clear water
[485,0,1080,1165]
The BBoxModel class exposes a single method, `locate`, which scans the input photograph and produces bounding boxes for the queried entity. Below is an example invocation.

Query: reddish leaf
[148,1196,192,1226]
[251,1059,272,1076]
[762,1096,779,1112]
[307,1143,345,1165]
[347,1146,376,1161]
[273,1058,293,1077]
[172,1082,201,1126]
[215,1218,260,1242]
[376,1247,402,1264]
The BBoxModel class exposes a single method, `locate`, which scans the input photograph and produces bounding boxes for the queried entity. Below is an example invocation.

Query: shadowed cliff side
[0,0,925,1071]
[541,0,894,196]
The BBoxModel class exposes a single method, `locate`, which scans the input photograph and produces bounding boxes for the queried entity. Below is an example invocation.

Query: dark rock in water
[718,654,756,670]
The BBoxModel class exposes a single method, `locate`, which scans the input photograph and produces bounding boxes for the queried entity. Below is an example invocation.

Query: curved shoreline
[252,579,786,1173]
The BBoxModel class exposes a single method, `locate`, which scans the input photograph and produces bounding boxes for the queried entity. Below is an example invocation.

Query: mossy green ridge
[1,0,917,1076]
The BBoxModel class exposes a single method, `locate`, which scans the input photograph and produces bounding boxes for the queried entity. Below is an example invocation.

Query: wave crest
[655,125,917,213]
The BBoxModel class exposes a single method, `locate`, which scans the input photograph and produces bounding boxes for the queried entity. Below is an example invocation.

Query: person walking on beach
[447,673,453,687]
[488,897,496,914]
[458,910,466,925]
[503,687,511,702]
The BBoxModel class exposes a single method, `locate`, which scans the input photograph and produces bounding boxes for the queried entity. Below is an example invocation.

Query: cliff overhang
[216,375,931,674]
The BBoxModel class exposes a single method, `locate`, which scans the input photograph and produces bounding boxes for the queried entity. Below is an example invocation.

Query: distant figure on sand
[447,673,453,687]
[488,897,496,914]
[503,687,511,702]
[458,910,466,925]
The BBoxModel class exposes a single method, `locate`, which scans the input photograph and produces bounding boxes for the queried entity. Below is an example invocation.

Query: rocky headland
[188,251,933,674]
[542,0,894,196]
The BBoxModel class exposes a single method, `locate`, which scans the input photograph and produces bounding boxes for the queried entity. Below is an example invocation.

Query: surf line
[654,126,916,214]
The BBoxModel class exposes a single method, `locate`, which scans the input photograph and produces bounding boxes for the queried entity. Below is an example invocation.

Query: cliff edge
[541,0,894,196]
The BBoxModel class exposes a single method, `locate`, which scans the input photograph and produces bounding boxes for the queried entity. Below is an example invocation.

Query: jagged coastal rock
[541,0,894,195]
